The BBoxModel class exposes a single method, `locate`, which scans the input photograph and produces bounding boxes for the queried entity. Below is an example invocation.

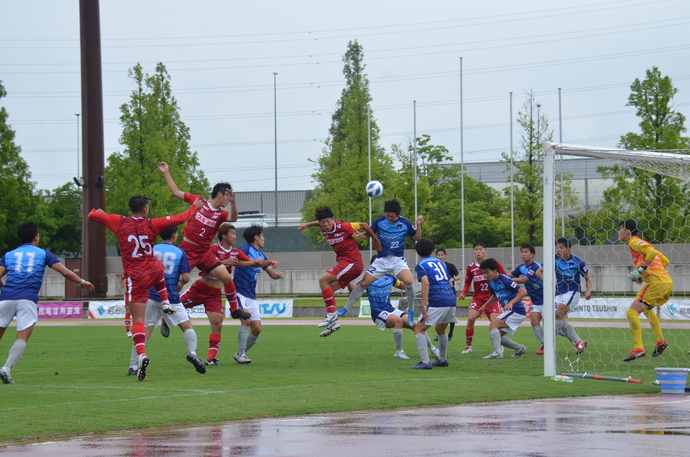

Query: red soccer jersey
[203,243,250,278]
[182,193,230,247]
[462,260,507,302]
[88,207,193,276]
[323,221,363,262]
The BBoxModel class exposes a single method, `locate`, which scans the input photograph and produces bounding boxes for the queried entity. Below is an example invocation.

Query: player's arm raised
[226,189,238,222]
[359,222,382,252]
[157,162,186,200]
[412,215,424,241]
[297,221,320,231]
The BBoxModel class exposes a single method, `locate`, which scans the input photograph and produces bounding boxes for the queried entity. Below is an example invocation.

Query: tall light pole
[75,113,80,182]
[273,72,278,227]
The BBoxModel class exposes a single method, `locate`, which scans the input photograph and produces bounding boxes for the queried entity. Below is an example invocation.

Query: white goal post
[542,142,690,377]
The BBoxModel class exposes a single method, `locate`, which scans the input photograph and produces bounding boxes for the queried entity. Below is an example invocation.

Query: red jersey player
[298,206,381,331]
[458,242,507,354]
[88,194,197,381]
[180,223,260,365]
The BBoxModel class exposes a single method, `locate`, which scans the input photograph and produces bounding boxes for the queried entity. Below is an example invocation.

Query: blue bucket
[655,367,689,395]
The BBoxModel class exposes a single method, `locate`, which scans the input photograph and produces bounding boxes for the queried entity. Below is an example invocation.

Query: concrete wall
[40,244,690,299]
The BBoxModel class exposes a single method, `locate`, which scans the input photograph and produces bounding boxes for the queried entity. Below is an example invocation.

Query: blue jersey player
[555,237,590,355]
[0,222,94,384]
[363,256,439,361]
[126,226,207,376]
[509,244,545,355]
[339,199,423,328]
[479,258,528,359]
[410,239,458,370]
[234,224,284,360]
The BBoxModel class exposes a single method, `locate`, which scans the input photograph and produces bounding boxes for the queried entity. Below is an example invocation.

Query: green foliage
[597,67,690,244]
[0,81,39,255]
[34,183,83,256]
[0,324,661,442]
[502,92,577,246]
[302,41,393,247]
[106,63,209,232]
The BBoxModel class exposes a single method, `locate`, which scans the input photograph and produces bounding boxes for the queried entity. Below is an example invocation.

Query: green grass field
[0,322,669,443]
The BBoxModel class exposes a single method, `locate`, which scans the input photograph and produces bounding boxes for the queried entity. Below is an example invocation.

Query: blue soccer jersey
[0,245,60,302]
[488,274,526,315]
[371,215,416,258]
[415,257,456,307]
[149,242,190,304]
[511,261,543,307]
[234,244,268,299]
[555,254,589,295]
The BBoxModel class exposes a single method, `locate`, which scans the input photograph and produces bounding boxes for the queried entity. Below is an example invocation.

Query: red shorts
[123,266,165,304]
[469,296,503,315]
[180,241,223,274]
[181,280,223,314]
[327,258,364,289]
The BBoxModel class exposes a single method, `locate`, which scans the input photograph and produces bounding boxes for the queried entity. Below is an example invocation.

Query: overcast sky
[2,0,689,193]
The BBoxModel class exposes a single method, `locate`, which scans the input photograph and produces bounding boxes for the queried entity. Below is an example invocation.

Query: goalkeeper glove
[162,303,176,314]
[628,266,645,283]
[231,308,252,320]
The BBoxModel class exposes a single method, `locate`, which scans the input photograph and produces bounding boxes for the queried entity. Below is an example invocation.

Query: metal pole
[543,142,556,377]
[368,105,372,259]
[273,72,278,227]
[75,113,80,180]
[460,57,465,267]
[558,87,565,237]
[413,100,418,221]
[510,92,515,268]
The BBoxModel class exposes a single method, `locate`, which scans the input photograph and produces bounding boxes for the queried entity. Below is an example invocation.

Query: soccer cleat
[483,352,504,359]
[513,345,528,357]
[575,340,588,355]
[411,361,433,370]
[535,344,544,355]
[126,367,137,376]
[652,340,668,357]
[137,354,150,381]
[430,346,440,358]
[447,334,453,342]
[319,323,341,337]
[205,358,220,366]
[462,346,473,354]
[160,319,170,338]
[187,353,207,374]
[230,309,252,320]
[233,352,252,364]
[126,331,133,338]
[0,367,14,385]
[336,307,348,317]
[431,359,449,367]
[623,348,646,362]
[394,350,410,360]
[317,313,339,328]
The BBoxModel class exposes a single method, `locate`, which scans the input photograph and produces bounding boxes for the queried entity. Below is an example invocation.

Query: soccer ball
[366,180,383,198]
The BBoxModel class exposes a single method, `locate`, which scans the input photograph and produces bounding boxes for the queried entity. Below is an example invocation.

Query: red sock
[466,327,475,346]
[132,322,146,356]
[322,287,336,314]
[207,333,221,360]
[224,281,238,312]
[124,313,131,333]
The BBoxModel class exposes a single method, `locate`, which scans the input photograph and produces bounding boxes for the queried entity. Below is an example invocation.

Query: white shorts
[555,291,580,308]
[530,304,544,315]
[366,256,410,280]
[0,300,38,332]
[498,310,526,335]
[237,293,261,322]
[145,300,190,328]
[374,308,405,331]
[421,306,459,326]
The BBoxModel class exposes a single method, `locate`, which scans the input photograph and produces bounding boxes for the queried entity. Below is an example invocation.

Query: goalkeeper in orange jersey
[618,219,673,362]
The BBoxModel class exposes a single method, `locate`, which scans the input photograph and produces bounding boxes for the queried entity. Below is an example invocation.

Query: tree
[391,134,509,248]
[34,183,83,257]
[0,81,39,255]
[502,92,577,246]
[106,63,208,227]
[598,66,690,243]
[302,41,394,245]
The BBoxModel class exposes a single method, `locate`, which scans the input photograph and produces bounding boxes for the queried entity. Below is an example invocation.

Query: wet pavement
[2,395,689,457]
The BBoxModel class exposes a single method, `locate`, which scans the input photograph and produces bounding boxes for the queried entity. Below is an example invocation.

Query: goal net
[542,142,690,381]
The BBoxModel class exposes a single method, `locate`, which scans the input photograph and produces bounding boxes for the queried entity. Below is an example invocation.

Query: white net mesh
[543,143,690,382]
